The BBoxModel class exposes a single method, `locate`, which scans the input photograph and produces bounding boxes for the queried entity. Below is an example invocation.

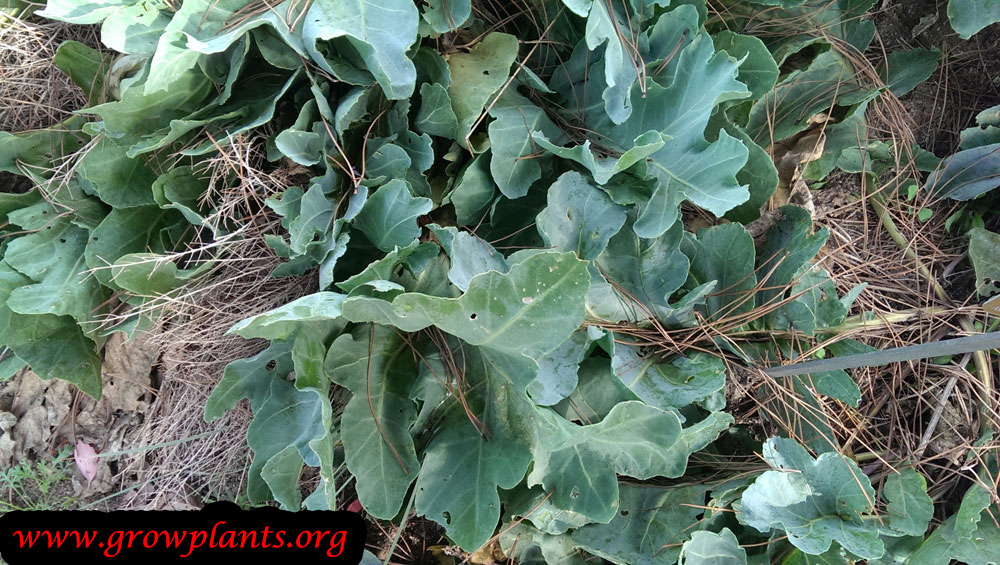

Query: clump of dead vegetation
[0,8,95,133]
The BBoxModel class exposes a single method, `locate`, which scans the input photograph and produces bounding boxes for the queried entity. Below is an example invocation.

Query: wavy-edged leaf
[679,529,748,565]
[613,347,726,413]
[393,251,590,359]
[228,292,346,340]
[326,326,419,519]
[447,32,519,148]
[430,225,508,292]
[5,219,105,324]
[533,130,666,185]
[415,82,459,139]
[487,100,564,199]
[884,468,933,536]
[569,484,711,565]
[205,340,294,422]
[0,310,103,398]
[85,206,184,287]
[353,179,432,252]
[682,223,757,321]
[594,213,689,321]
[740,437,883,559]
[529,403,732,523]
[537,171,627,261]
[302,0,419,99]
[421,0,472,33]
[414,347,535,550]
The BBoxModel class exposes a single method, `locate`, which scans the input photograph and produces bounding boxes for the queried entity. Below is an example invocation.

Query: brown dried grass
[0,10,97,133]
[112,134,317,509]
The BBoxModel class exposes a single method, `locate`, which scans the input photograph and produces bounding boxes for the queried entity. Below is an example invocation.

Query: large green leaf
[569,0,643,124]
[326,326,420,519]
[558,32,751,236]
[448,151,496,225]
[392,251,591,359]
[488,101,564,199]
[76,139,157,208]
[413,347,535,550]
[52,40,111,104]
[205,340,295,422]
[925,143,1000,201]
[36,0,131,24]
[537,172,627,261]
[755,206,829,318]
[712,31,779,101]
[569,484,711,565]
[594,214,689,321]
[421,0,472,32]
[0,261,102,398]
[883,468,933,537]
[529,331,592,406]
[679,529,748,565]
[947,0,1000,39]
[746,50,871,145]
[533,131,667,186]
[429,225,508,293]
[740,437,883,559]
[683,223,757,321]
[84,65,213,146]
[612,347,727,413]
[85,206,184,288]
[4,218,104,324]
[447,32,519,148]
[99,3,170,56]
[287,182,335,255]
[415,82,459,139]
[352,179,432,252]
[228,292,347,341]
[528,403,733,523]
[303,0,419,99]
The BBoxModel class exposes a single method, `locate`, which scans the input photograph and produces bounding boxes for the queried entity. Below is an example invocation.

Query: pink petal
[73,440,98,484]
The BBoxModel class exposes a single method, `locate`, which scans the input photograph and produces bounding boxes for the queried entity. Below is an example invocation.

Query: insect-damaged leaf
[392,251,591,360]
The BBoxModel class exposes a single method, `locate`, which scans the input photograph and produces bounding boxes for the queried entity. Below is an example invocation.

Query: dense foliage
[1,0,999,563]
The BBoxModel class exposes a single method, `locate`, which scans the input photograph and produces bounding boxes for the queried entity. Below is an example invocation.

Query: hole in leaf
[470,313,477,320]
[265,360,277,371]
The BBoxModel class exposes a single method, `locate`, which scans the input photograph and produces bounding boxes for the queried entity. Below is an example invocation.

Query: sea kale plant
[1,0,998,563]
